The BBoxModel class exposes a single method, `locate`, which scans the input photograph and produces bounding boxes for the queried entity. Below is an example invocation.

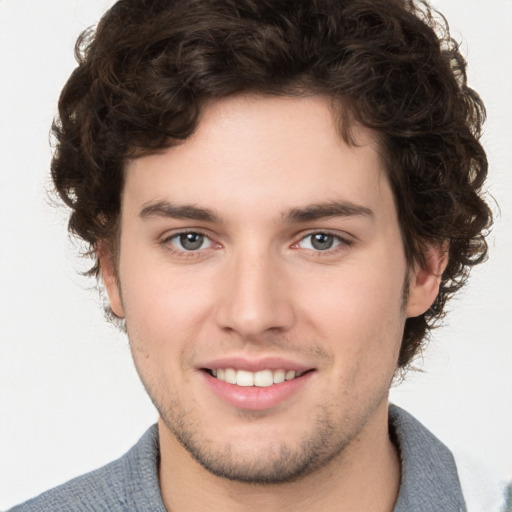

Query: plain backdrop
[1,0,511,508]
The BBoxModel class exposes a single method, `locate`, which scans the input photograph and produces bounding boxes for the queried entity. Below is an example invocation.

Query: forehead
[123,94,394,223]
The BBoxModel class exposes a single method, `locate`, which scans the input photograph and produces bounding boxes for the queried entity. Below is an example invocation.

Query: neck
[158,401,400,512]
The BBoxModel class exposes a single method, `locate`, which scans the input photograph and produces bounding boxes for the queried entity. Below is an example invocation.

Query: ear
[98,244,125,318]
[405,242,449,318]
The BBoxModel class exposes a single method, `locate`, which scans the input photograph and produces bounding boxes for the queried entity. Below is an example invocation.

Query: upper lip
[197,355,314,373]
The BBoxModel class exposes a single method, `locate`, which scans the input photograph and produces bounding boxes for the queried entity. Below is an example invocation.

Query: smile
[201,363,315,410]
[209,368,305,387]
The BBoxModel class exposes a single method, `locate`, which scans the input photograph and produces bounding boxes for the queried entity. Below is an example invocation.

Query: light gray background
[1,0,511,508]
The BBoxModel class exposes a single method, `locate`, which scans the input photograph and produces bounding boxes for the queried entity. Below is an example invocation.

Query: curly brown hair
[51,0,492,368]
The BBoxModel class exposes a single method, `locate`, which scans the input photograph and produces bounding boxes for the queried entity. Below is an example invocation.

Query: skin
[101,94,445,512]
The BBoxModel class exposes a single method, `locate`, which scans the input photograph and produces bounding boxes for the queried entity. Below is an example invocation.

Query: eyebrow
[139,201,221,222]
[282,201,375,223]
[139,199,374,224]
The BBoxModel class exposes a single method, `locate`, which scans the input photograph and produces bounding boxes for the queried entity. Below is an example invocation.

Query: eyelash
[160,230,217,258]
[293,231,353,255]
[160,230,353,258]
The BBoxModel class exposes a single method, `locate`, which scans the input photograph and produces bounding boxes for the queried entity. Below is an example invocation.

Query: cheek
[295,251,406,368]
[118,256,220,380]
[122,273,207,341]
[300,260,406,330]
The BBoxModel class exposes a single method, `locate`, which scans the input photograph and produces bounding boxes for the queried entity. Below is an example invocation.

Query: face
[102,95,439,483]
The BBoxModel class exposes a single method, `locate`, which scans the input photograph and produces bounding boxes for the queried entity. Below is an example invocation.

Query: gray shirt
[9,405,467,511]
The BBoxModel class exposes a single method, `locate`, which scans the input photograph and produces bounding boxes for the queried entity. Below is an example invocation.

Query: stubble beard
[129,333,397,486]
[151,384,390,485]
[164,404,340,484]
[126,281,405,485]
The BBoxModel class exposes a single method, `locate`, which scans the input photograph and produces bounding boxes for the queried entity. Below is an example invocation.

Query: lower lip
[201,371,314,411]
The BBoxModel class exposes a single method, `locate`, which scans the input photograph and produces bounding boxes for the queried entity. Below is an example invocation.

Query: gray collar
[390,404,467,511]
[127,405,467,511]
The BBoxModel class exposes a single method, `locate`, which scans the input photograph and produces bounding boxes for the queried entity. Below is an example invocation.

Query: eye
[167,232,214,251]
[297,232,346,251]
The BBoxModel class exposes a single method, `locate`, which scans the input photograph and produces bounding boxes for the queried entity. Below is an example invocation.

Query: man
[7,0,507,510]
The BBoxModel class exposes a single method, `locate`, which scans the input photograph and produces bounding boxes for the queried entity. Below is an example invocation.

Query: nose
[215,246,295,339]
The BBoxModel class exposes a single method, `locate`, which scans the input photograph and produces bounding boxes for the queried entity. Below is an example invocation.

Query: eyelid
[158,228,353,257]
[292,230,354,252]
[161,227,211,242]
[160,228,221,256]
[158,226,214,241]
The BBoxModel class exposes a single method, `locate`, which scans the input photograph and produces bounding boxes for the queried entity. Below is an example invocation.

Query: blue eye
[298,233,344,251]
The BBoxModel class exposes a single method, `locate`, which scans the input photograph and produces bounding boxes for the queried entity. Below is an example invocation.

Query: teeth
[211,368,303,387]
[224,368,237,384]
[273,369,285,384]
[236,370,254,387]
[285,370,296,381]
[254,370,273,387]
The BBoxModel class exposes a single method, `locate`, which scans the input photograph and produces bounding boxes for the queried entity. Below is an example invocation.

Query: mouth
[203,368,311,387]
[200,361,316,410]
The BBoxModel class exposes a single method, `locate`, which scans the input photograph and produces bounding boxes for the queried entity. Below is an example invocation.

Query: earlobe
[98,245,125,318]
[405,243,449,318]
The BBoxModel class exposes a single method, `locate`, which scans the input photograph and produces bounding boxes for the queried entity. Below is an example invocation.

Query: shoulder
[8,425,166,512]
[390,404,511,512]
[9,457,129,512]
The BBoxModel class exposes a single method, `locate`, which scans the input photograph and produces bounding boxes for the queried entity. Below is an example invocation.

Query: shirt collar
[130,405,467,511]
[390,404,467,512]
